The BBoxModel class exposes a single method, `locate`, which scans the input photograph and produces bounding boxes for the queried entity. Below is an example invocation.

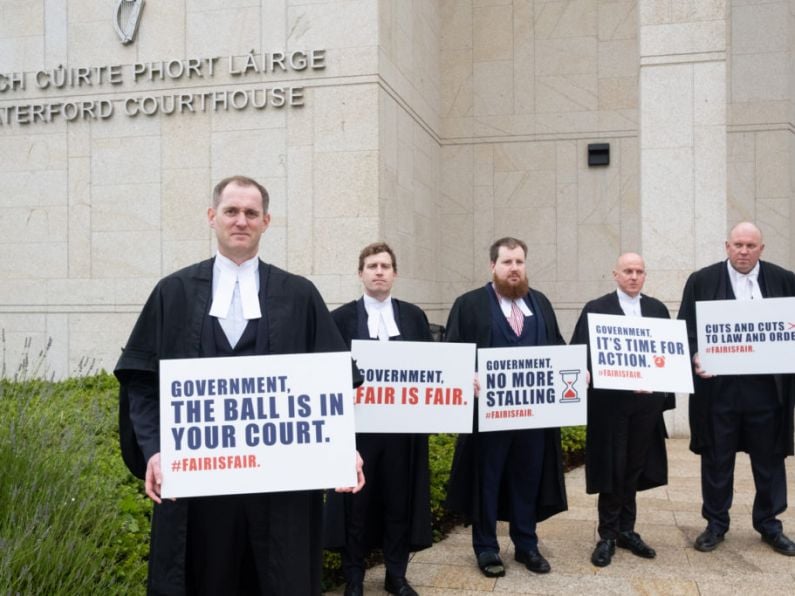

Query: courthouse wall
[727,0,794,268]
[375,1,443,312]
[0,0,794,416]
[438,0,642,335]
[0,0,386,377]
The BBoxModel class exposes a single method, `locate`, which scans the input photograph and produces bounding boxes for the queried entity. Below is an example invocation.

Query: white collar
[727,260,762,300]
[362,294,400,339]
[363,293,391,310]
[209,253,261,319]
[616,288,642,316]
[492,284,532,318]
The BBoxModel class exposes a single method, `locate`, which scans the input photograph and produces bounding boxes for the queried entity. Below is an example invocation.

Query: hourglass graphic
[559,370,581,403]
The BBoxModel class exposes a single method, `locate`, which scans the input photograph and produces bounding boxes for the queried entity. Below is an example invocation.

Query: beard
[492,272,529,300]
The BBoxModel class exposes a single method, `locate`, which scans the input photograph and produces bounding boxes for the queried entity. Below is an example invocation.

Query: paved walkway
[333,438,795,595]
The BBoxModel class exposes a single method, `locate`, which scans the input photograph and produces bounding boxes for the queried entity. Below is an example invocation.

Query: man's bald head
[613,252,646,297]
[728,221,763,243]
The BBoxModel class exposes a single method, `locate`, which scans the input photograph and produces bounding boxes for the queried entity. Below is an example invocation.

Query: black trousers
[701,378,787,537]
[342,433,412,583]
[184,491,321,596]
[597,393,665,539]
[472,429,545,555]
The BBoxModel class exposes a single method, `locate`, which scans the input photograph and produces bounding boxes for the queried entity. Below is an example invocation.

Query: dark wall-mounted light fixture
[587,143,610,167]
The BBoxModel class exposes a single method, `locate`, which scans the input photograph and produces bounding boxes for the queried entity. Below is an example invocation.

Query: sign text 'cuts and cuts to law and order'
[696,297,795,375]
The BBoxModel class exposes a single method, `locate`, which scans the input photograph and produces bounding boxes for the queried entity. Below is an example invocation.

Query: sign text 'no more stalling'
[477,344,587,432]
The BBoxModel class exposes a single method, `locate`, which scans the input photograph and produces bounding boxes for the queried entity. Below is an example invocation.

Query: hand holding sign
[335,450,366,494]
[145,453,163,504]
[691,353,714,379]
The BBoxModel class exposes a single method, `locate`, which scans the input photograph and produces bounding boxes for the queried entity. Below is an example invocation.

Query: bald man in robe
[678,222,795,556]
[571,253,674,567]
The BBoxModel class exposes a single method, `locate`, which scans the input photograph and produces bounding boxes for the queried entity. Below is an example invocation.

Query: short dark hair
[358,242,397,273]
[212,175,270,213]
[489,237,527,263]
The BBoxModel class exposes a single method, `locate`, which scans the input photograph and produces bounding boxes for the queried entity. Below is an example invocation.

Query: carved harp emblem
[113,0,145,45]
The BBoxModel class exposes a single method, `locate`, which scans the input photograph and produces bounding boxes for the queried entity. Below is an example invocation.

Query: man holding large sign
[444,237,567,579]
[115,176,364,595]
[571,253,674,567]
[324,242,433,596]
[678,222,795,556]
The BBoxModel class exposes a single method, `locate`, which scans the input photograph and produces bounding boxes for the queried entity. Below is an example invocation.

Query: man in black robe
[570,252,674,567]
[115,175,364,595]
[678,222,795,556]
[444,237,567,578]
[324,242,433,596]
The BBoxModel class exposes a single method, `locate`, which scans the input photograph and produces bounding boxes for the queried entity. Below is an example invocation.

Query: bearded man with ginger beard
[444,237,568,579]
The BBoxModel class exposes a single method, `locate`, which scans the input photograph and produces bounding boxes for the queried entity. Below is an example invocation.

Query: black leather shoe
[343,581,363,596]
[694,528,724,552]
[591,539,615,567]
[762,532,795,556]
[476,551,505,578]
[617,530,656,558]
[515,549,551,574]
[384,574,418,596]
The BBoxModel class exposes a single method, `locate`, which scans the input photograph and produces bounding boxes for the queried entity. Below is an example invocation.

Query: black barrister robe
[570,291,674,495]
[324,298,434,553]
[114,258,349,596]
[443,286,568,525]
[678,260,795,456]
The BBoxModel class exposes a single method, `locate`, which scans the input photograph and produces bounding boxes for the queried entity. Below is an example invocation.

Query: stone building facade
[1,1,793,435]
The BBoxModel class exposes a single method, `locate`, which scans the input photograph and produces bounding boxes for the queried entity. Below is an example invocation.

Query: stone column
[639,2,729,436]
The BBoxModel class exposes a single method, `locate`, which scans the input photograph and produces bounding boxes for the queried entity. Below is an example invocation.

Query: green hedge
[561,425,587,467]
[0,373,586,593]
[0,373,150,595]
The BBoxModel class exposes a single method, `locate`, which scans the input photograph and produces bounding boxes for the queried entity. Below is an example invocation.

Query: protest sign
[159,352,356,498]
[585,313,693,393]
[350,340,475,433]
[477,344,587,432]
[696,297,795,375]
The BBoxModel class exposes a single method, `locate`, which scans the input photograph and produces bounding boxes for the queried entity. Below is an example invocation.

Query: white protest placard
[351,340,476,433]
[586,313,694,393]
[477,344,587,432]
[159,352,356,499]
[696,297,795,375]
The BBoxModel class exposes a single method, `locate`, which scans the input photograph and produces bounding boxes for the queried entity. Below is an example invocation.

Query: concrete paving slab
[327,439,795,595]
